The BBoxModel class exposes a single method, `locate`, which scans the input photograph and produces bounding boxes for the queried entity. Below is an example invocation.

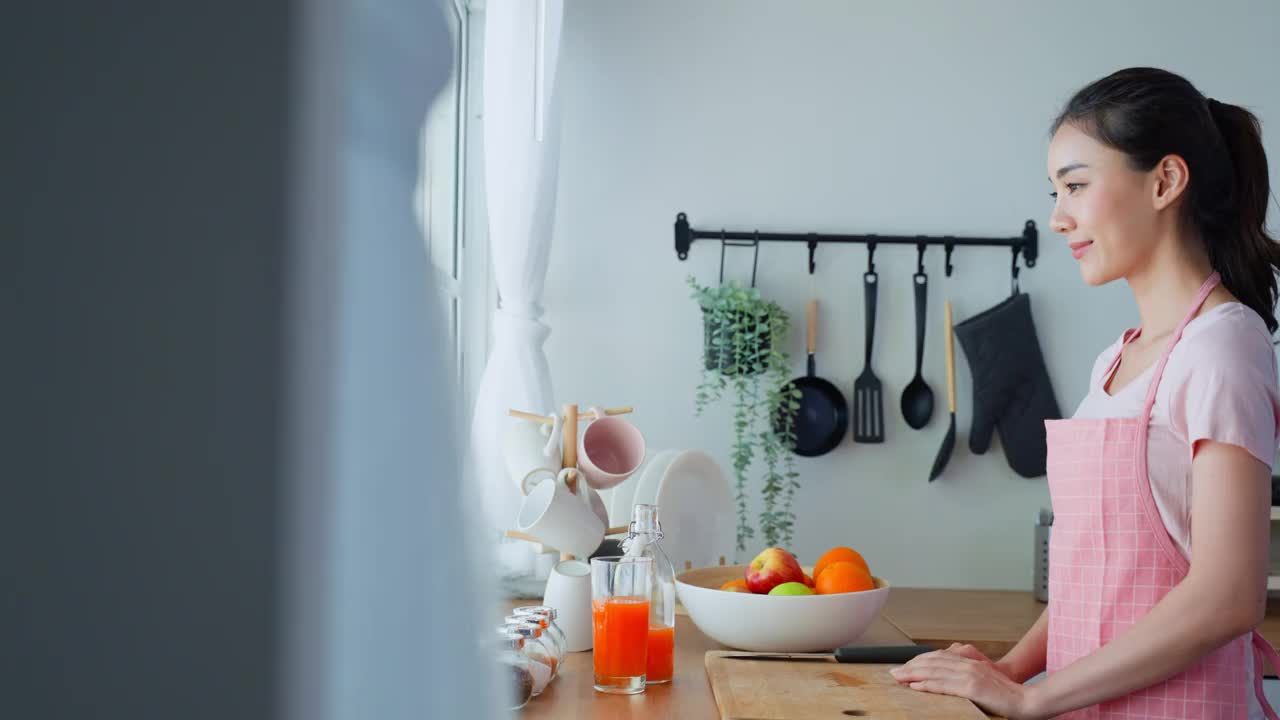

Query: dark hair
[1052,67,1280,333]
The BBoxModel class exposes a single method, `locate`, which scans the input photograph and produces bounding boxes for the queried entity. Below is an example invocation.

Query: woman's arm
[1025,439,1270,717]
[995,606,1048,683]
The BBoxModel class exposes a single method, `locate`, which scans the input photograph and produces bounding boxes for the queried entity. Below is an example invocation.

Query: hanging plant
[688,277,802,551]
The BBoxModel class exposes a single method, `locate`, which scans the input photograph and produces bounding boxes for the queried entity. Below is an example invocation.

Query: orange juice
[592,596,650,679]
[646,625,674,683]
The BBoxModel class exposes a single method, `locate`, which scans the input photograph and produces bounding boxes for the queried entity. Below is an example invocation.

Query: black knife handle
[834,645,933,664]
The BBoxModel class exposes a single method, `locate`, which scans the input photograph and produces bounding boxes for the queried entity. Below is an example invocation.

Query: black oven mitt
[953,292,1061,478]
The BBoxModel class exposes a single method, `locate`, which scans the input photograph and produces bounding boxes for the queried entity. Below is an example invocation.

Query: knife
[720,645,933,664]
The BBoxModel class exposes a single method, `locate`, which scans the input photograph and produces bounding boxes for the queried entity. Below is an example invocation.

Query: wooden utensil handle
[944,301,956,413]
[508,406,634,425]
[504,529,545,544]
[563,404,578,493]
[807,299,818,354]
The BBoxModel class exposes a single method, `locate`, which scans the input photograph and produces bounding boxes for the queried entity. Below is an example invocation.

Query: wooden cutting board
[705,650,996,719]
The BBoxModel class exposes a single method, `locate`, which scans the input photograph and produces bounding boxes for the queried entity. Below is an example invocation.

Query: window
[418,0,471,393]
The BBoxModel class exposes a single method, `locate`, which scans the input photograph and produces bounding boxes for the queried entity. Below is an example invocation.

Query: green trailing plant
[688,277,802,551]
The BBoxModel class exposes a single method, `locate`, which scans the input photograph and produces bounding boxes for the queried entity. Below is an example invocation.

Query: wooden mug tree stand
[503,403,634,561]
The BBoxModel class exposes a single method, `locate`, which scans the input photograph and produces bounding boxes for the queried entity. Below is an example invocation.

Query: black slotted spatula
[852,268,884,443]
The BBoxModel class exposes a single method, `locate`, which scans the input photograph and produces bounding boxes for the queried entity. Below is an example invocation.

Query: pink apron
[1045,272,1280,719]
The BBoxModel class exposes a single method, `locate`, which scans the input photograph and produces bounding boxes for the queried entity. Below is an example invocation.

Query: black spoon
[901,270,935,429]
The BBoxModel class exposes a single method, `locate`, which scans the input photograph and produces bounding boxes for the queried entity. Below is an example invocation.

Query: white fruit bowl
[675,564,890,652]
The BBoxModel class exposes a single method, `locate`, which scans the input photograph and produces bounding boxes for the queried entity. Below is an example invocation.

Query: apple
[802,573,815,589]
[768,581,815,596]
[745,547,805,594]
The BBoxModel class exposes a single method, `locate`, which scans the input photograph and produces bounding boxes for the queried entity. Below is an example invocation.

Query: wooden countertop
[880,588,1047,661]
[514,610,723,719]
[512,600,996,719]
[512,588,1280,717]
[881,588,1280,678]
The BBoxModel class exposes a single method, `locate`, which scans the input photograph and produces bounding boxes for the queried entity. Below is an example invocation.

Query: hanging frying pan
[776,299,848,456]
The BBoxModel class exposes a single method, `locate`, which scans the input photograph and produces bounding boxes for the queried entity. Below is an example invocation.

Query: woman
[891,67,1280,718]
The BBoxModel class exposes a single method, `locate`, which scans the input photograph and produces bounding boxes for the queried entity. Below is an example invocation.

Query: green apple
[767,581,815,596]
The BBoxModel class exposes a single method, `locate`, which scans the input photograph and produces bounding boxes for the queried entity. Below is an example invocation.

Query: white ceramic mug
[516,468,605,558]
[577,413,646,490]
[503,419,562,492]
[521,467,609,529]
[542,559,592,652]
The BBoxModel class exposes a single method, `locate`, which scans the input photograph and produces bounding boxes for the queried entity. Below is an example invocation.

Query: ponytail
[1204,100,1280,333]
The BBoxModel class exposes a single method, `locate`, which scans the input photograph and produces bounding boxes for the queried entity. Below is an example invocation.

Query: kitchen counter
[511,589,1280,717]
[881,588,1046,661]
[511,599,998,718]
[882,588,1280,678]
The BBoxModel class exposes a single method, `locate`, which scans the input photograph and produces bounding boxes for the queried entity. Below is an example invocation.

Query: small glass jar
[512,605,567,658]
[510,608,565,666]
[506,614,561,679]
[495,629,534,710]
[502,622,555,695]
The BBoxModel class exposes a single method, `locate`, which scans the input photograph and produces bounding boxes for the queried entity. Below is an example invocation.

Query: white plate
[654,450,735,571]
[629,449,678,516]
[606,454,645,528]
[609,445,670,525]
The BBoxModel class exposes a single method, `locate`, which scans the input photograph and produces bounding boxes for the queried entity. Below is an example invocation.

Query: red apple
[802,573,815,589]
[745,547,805,594]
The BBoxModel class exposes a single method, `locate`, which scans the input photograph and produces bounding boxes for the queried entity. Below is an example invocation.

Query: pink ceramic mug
[577,410,646,490]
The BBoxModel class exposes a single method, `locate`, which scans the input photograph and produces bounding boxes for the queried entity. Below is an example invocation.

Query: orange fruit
[814,561,875,595]
[814,547,869,581]
[720,579,749,593]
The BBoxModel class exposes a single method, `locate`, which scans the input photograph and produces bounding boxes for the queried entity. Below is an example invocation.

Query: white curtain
[472,0,565,537]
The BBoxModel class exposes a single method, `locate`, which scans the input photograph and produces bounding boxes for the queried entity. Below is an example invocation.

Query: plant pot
[703,308,772,376]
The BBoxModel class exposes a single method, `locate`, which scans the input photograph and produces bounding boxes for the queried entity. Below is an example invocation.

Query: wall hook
[1011,245,1022,295]
[944,242,955,277]
[808,234,818,275]
[915,241,926,275]
[718,229,761,287]
[750,231,760,287]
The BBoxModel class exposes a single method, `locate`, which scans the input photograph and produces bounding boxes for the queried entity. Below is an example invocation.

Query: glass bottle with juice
[625,504,676,684]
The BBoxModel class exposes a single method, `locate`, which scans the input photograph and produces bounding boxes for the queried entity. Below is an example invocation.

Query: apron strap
[1132,273,1223,574]
[1140,272,1221,414]
[1252,630,1280,719]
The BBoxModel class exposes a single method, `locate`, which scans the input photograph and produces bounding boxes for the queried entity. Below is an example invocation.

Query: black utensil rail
[673,212,1038,289]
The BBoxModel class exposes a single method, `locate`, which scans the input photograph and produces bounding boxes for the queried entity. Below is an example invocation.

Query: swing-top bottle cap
[629,503,663,539]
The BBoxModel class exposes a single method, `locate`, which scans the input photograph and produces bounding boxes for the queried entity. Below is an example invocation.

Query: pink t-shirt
[1074,301,1280,560]
[1072,302,1280,718]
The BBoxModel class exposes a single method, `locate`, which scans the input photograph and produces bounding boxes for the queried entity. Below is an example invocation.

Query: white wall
[543,0,1280,589]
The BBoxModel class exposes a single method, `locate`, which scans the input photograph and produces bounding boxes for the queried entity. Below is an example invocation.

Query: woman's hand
[890,644,1046,719]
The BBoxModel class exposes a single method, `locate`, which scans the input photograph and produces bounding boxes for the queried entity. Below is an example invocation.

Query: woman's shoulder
[1165,302,1277,390]
[1179,302,1274,361]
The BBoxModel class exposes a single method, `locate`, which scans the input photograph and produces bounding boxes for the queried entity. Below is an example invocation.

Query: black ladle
[901,270,935,429]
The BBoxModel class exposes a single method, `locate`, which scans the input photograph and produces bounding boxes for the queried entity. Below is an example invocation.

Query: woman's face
[1047,122,1160,286]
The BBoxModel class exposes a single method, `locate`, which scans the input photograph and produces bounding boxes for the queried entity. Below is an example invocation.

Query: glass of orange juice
[590,555,653,694]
